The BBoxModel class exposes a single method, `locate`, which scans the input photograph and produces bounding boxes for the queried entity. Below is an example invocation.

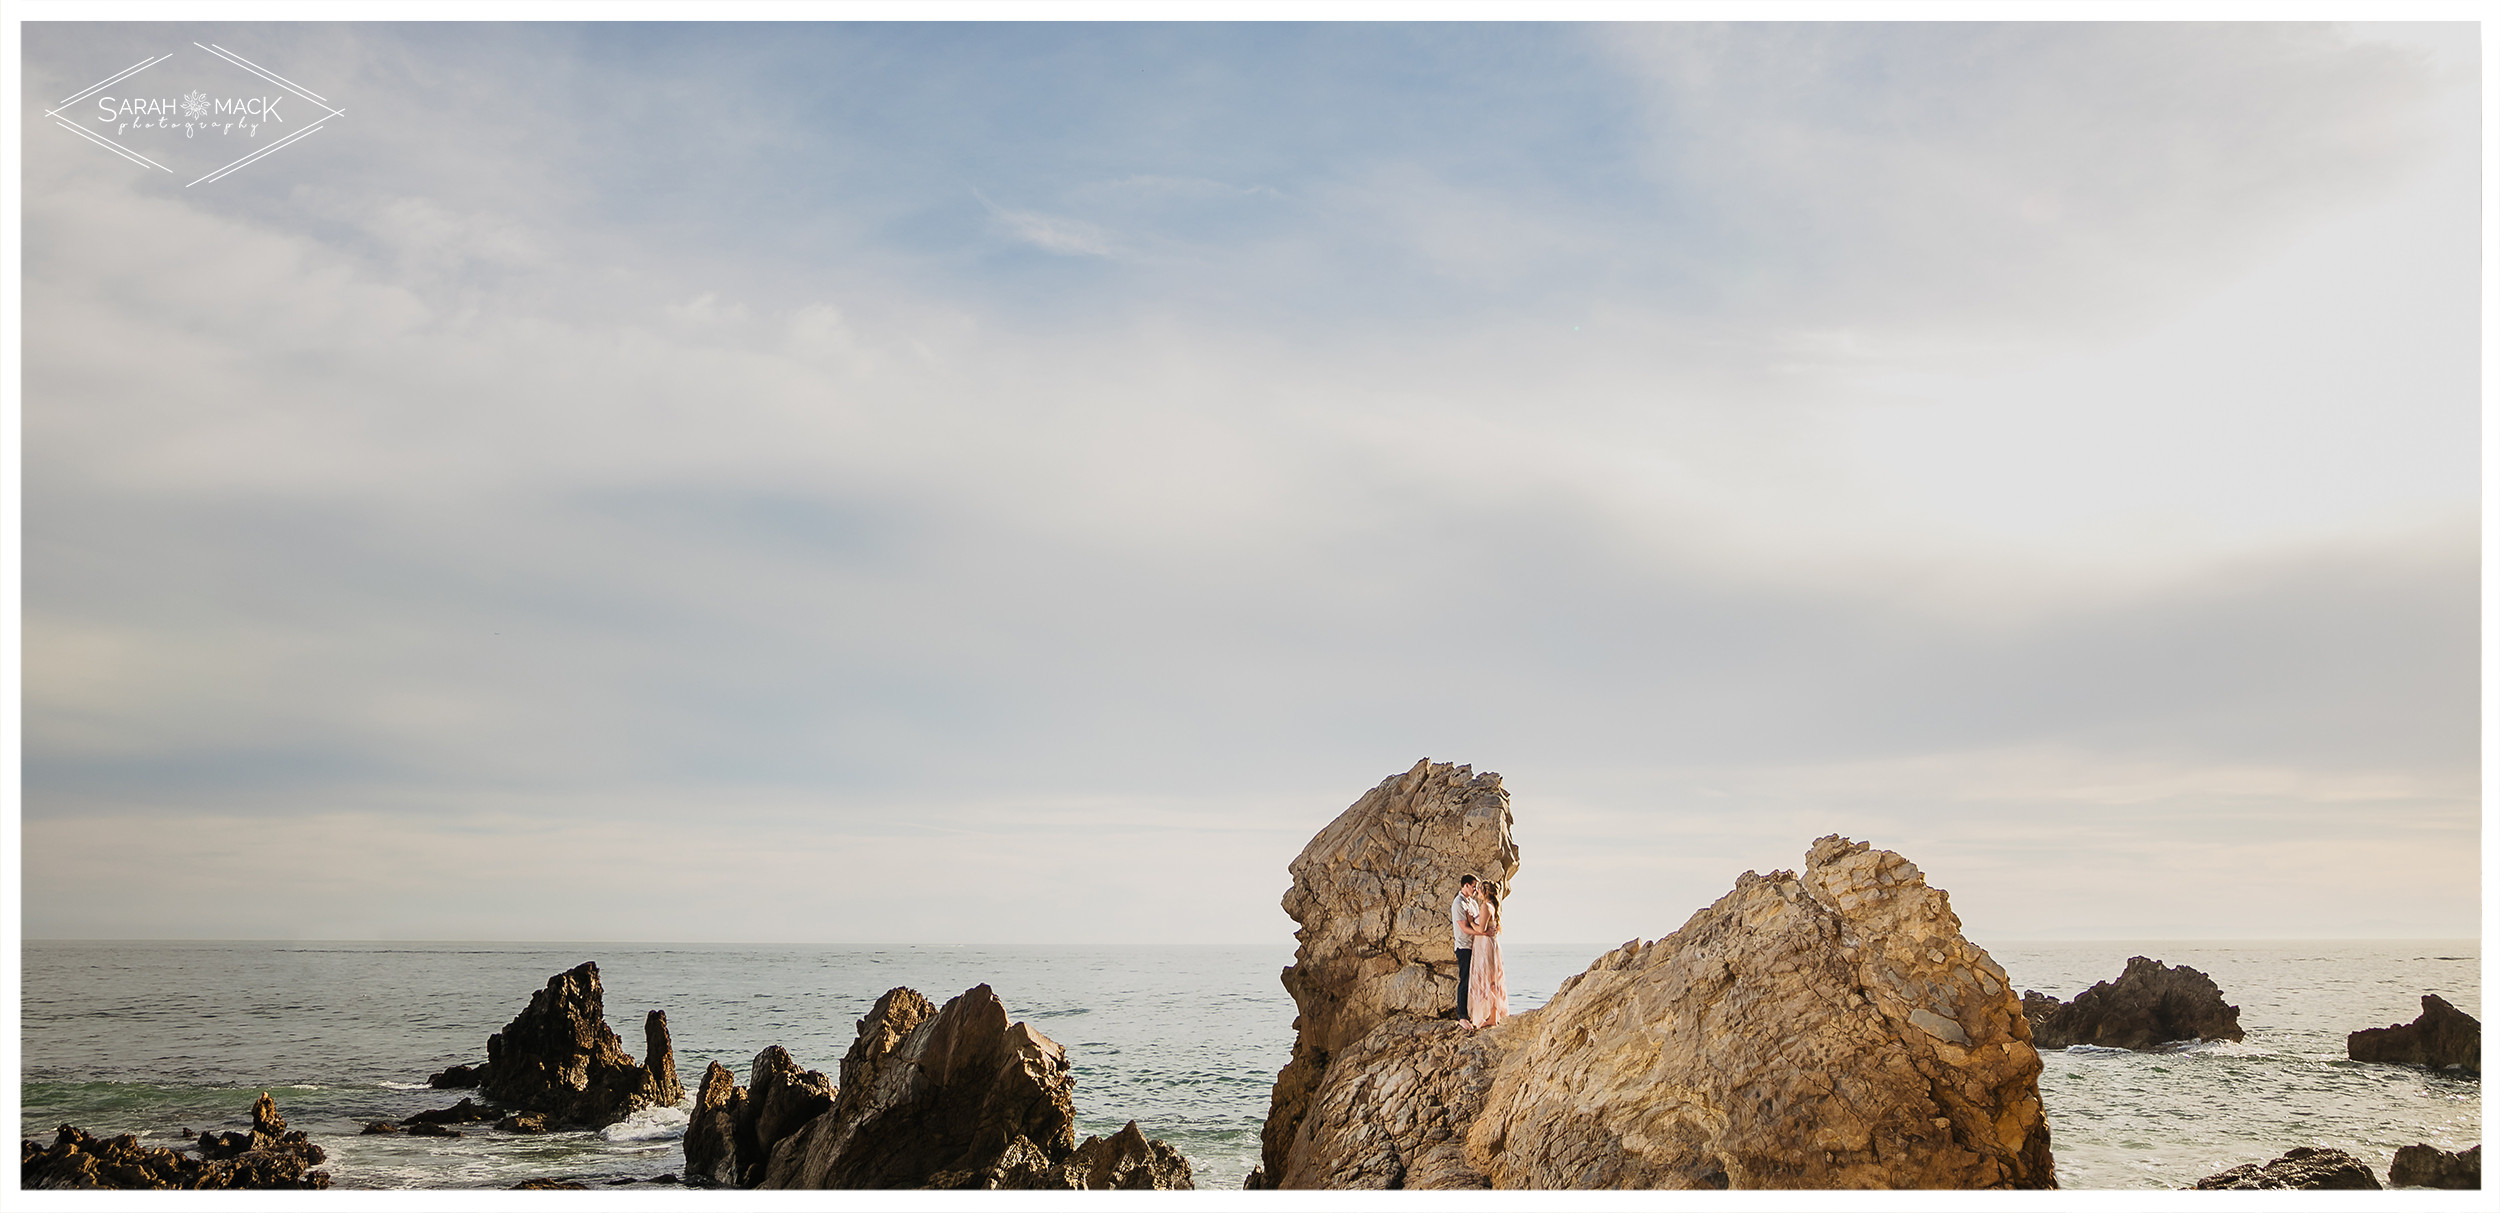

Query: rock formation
[1257,759,1518,1185]
[2190,1146,2380,1189]
[2020,957,2244,1050]
[685,1047,838,1186]
[21,1094,329,1190]
[1251,760,2055,1191]
[476,961,683,1127]
[426,1063,483,1088]
[697,984,1192,1190]
[2389,1143,2479,1189]
[2348,994,2480,1072]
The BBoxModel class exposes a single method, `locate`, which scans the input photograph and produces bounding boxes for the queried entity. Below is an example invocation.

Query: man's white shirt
[1451,892,1472,952]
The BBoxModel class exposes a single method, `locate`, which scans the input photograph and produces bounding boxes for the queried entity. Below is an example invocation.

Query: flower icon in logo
[180,89,211,121]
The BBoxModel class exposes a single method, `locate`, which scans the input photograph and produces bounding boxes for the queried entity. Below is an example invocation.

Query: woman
[1464,884,1508,1030]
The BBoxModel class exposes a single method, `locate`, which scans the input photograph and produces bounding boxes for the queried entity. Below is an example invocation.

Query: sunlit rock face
[1253,759,1518,1187]
[1253,761,2056,1192]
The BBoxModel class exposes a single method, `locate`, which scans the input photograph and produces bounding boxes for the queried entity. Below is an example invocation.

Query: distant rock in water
[2347,994,2480,1073]
[1246,758,2053,1191]
[21,1093,329,1190]
[426,1062,484,1089]
[2191,1146,2380,1190]
[2389,1143,2479,1189]
[1254,758,1518,1187]
[701,984,1190,1190]
[476,961,684,1127]
[2020,957,2244,1050]
[685,1046,838,1187]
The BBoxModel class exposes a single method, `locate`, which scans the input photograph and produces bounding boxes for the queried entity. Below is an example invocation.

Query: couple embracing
[1448,874,1508,1030]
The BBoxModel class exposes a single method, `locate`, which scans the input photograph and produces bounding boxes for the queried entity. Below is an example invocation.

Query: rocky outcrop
[2389,1143,2479,1189]
[477,962,683,1127]
[1251,762,2055,1191]
[2021,957,2244,1050]
[740,984,1190,1190]
[1255,759,1518,1186]
[685,1047,838,1187]
[427,1063,483,1088]
[2191,1146,2380,1189]
[21,1094,329,1190]
[2348,994,2480,1072]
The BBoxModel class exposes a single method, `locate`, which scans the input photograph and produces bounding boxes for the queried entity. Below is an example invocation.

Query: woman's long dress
[1466,921,1508,1029]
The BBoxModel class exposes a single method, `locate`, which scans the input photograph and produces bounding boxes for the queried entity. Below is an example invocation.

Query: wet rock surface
[1256,758,1518,1186]
[21,1094,330,1190]
[477,961,684,1127]
[2348,994,2480,1072]
[2021,956,2245,1050]
[1252,760,2054,1191]
[713,984,1190,1190]
[2388,1143,2479,1189]
[426,1062,483,1089]
[2191,1146,2381,1190]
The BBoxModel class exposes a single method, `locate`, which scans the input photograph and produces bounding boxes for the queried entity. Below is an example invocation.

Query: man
[1451,874,1479,1022]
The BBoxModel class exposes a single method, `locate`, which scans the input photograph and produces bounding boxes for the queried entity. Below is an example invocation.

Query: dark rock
[2191,1146,2380,1190]
[737,1046,837,1185]
[2022,956,2244,1050]
[427,1063,484,1089]
[684,1062,745,1186]
[496,1112,552,1134]
[359,1121,400,1135]
[2389,1143,2479,1189]
[1062,1121,1195,1190]
[2348,995,2481,1072]
[755,984,1192,1190]
[512,1178,588,1189]
[477,961,683,1127]
[405,1123,464,1138]
[23,1097,330,1190]
[404,1097,499,1125]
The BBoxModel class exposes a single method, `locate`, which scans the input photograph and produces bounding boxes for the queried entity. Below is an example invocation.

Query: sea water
[17,938,2480,1189]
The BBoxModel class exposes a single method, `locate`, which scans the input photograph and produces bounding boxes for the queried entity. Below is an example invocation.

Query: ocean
[16,938,2480,1190]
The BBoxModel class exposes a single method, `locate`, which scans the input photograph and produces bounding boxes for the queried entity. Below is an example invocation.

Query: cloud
[14,22,2479,942]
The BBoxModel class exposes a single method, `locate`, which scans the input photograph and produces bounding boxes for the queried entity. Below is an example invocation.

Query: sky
[10,17,2485,947]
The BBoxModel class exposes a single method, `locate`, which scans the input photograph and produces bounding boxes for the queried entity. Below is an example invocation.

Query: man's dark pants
[1455,947,1473,1021]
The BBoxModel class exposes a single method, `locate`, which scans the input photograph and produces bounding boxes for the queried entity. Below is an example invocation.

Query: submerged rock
[2348,994,2480,1072]
[2389,1143,2479,1189]
[477,961,684,1127]
[21,1095,330,1190]
[729,984,1190,1190]
[403,1098,499,1126]
[2021,957,2244,1050]
[2191,1146,2380,1190]
[1253,760,2055,1191]
[1257,758,1518,1187]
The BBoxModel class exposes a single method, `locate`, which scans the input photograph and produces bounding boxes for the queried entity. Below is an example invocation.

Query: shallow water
[18,938,2480,1189]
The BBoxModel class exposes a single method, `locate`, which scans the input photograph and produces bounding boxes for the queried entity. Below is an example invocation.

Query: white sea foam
[599,1105,690,1143]
[2061,1044,2134,1056]
[377,1081,431,1090]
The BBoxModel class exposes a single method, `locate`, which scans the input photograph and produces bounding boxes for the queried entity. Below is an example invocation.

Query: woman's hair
[1479,886,1500,920]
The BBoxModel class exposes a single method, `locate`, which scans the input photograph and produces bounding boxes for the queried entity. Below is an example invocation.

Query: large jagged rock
[2389,1143,2479,1189]
[1254,759,1517,1187]
[2191,1146,2381,1189]
[2348,994,2480,1072]
[750,985,1191,1190]
[1251,775,2056,1192]
[684,1047,839,1187]
[477,962,683,1127]
[2020,957,2244,1050]
[21,1094,329,1190]
[1468,838,2049,1188]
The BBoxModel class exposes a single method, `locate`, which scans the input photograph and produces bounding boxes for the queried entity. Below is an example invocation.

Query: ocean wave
[599,1105,689,1143]
[2060,1045,2134,1056]
[376,1081,432,1090]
